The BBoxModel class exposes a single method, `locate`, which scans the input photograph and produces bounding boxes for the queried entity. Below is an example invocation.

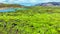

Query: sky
[0,0,60,6]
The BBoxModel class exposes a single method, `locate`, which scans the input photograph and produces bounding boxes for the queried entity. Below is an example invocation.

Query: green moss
[0,6,60,34]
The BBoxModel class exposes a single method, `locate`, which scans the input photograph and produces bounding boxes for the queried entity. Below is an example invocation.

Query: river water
[0,8,27,12]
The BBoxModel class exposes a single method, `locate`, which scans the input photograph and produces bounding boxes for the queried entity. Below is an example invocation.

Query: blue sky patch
[0,0,60,6]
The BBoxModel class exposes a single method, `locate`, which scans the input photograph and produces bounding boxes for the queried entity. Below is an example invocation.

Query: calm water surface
[0,8,27,12]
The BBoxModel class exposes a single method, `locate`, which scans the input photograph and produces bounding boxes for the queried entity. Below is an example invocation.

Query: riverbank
[0,7,9,10]
[0,7,23,10]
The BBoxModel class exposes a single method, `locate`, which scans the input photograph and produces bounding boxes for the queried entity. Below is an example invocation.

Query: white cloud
[0,0,6,3]
[30,0,37,2]
[18,0,25,2]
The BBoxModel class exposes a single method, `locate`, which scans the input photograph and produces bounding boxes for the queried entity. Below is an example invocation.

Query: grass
[0,6,60,34]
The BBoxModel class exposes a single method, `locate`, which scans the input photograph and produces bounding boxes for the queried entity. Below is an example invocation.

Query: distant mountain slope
[35,2,60,6]
[0,3,23,8]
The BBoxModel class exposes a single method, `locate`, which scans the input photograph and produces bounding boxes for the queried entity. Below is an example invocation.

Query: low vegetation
[0,6,60,34]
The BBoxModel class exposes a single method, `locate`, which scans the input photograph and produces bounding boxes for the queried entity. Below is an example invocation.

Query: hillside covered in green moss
[0,4,23,8]
[0,6,60,34]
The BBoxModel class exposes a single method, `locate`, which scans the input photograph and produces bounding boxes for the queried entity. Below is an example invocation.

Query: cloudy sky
[0,0,60,6]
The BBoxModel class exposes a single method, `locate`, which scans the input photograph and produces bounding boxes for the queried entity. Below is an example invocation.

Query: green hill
[0,4,23,8]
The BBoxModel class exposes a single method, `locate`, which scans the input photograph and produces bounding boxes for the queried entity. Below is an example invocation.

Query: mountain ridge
[35,2,60,6]
[0,3,23,8]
